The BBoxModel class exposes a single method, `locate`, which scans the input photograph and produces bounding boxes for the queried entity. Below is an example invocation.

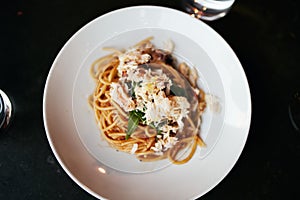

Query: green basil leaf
[126,110,145,139]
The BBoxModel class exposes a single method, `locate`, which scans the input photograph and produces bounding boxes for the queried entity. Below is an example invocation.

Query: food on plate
[89,37,206,164]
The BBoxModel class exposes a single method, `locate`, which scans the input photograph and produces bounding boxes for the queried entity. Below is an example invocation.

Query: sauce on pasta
[89,37,206,164]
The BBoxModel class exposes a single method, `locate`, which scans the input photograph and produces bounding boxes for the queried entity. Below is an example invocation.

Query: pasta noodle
[89,38,206,164]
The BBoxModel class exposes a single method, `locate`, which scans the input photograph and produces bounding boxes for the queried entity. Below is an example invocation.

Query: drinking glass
[183,0,235,21]
[289,91,300,131]
[0,89,12,132]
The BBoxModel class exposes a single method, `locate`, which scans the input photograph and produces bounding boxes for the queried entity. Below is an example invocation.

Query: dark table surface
[1,0,300,199]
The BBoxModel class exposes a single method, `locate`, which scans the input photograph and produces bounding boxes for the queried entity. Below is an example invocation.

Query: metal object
[0,89,12,132]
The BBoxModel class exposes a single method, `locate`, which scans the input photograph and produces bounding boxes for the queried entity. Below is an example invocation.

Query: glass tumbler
[183,0,235,21]
[289,92,300,131]
[0,89,12,132]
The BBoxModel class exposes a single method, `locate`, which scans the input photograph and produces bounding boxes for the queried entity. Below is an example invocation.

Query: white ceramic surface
[43,6,251,200]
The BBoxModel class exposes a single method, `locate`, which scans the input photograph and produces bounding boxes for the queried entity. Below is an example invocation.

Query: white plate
[43,6,251,200]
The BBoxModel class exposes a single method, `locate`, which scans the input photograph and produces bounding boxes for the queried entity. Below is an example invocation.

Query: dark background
[1,0,300,199]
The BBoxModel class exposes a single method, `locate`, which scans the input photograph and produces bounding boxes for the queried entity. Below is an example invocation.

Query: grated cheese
[110,43,192,153]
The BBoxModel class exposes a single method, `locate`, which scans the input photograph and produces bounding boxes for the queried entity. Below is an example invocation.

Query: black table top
[1,0,300,199]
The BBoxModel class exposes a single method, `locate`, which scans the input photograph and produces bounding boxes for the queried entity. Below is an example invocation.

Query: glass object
[0,89,12,132]
[288,91,300,131]
[183,0,235,21]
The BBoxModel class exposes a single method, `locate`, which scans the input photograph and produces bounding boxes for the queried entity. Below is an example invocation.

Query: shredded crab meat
[110,82,135,111]
[205,94,221,113]
[110,42,194,153]
[117,49,151,77]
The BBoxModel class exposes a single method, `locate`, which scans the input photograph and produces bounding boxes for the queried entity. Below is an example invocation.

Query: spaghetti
[89,38,206,164]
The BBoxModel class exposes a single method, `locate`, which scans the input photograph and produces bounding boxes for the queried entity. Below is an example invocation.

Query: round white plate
[43,6,251,200]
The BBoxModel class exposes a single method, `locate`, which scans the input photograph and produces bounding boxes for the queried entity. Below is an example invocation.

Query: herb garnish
[126,110,145,140]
